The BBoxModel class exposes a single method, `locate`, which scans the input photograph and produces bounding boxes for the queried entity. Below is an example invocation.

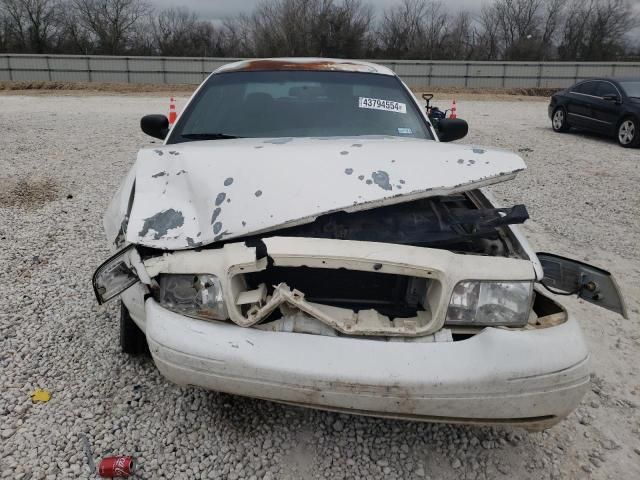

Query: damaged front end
[94,189,542,338]
[95,184,626,342]
[95,137,625,340]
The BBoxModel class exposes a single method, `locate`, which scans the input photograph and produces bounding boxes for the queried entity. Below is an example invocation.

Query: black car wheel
[617,117,640,148]
[120,301,148,355]
[551,107,570,132]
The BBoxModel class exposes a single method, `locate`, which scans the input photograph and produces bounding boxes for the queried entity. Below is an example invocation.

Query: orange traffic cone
[450,99,457,119]
[168,97,177,126]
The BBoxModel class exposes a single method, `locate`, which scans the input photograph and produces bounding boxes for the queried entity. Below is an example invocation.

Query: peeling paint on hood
[121,136,526,250]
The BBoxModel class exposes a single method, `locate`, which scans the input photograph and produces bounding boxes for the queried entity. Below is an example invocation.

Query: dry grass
[0,80,555,100]
[411,85,558,97]
[412,86,556,102]
[0,81,196,96]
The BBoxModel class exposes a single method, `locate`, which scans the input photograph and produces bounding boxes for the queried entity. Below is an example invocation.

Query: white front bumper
[144,299,590,427]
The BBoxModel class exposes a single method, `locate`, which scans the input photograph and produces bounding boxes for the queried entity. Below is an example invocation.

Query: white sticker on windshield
[358,97,407,114]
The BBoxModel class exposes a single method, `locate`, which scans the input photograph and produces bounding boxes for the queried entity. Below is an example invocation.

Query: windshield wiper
[181,133,243,140]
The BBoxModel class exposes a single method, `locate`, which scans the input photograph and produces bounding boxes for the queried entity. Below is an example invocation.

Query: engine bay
[237,193,529,256]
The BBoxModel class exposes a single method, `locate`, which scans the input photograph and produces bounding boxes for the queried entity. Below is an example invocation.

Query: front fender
[103,166,136,248]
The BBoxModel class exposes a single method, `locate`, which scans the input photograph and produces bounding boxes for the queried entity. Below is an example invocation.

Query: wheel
[551,107,570,132]
[120,301,148,355]
[617,117,640,148]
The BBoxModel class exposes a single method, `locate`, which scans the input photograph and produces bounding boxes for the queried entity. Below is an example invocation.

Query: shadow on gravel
[0,177,59,208]
[554,128,623,147]
[537,125,621,144]
[197,389,527,477]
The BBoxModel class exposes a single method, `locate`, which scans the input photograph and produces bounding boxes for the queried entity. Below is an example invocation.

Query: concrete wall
[2,54,639,89]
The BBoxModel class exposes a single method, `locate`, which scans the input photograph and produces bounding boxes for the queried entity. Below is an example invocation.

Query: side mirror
[537,252,628,318]
[602,94,621,104]
[141,114,169,140]
[435,118,468,142]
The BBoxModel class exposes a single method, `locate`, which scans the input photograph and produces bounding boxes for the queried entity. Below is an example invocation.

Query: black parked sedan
[548,78,640,147]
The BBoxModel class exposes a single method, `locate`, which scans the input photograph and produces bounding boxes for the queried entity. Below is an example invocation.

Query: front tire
[120,301,148,355]
[617,117,640,148]
[551,107,570,132]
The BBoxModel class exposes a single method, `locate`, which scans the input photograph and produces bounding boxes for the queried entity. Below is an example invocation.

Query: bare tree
[378,0,463,60]
[55,0,92,53]
[537,0,564,59]
[127,10,153,54]
[222,13,255,57]
[243,0,286,56]
[492,0,543,60]
[1,0,639,60]
[258,0,327,56]
[422,1,449,60]
[71,0,150,54]
[0,0,59,52]
[312,0,373,57]
[557,0,637,60]
[227,0,372,58]
[0,8,10,50]
[473,0,572,61]
[474,4,501,60]
[442,11,474,60]
[152,8,197,56]
[377,0,428,59]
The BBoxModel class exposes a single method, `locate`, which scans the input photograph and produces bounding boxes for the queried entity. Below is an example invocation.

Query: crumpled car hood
[119,136,526,250]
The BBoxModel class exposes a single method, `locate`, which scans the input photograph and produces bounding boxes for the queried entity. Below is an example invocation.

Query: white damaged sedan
[94,58,627,430]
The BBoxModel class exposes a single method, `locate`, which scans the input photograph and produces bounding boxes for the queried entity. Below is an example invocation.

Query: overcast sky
[149,0,640,37]
[150,0,491,22]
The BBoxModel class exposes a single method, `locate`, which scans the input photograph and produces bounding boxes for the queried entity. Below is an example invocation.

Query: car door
[566,81,599,130]
[536,253,627,318]
[591,81,623,135]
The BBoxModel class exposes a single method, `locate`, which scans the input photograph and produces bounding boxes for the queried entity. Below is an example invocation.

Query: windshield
[167,70,433,143]
[619,81,640,98]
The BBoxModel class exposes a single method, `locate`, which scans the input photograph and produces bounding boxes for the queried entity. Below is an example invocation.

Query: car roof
[574,78,615,83]
[215,58,396,76]
[575,77,640,84]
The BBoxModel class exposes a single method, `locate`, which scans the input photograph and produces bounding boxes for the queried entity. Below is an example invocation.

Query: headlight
[93,245,140,305]
[445,281,533,326]
[157,274,228,321]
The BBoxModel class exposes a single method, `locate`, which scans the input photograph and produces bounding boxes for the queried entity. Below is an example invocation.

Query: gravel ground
[1,94,639,480]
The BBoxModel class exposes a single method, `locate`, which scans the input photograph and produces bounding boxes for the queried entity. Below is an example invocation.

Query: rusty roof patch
[221,58,381,74]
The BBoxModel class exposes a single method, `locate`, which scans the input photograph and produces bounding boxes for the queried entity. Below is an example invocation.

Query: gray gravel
[1,94,639,479]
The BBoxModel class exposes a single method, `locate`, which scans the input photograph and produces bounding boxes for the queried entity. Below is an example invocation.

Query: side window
[595,82,618,98]
[573,81,597,96]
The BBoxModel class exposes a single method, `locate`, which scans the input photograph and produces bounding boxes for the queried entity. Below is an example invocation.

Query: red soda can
[98,456,134,478]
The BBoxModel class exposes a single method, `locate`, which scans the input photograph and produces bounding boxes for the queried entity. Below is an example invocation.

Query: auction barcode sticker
[358,97,407,114]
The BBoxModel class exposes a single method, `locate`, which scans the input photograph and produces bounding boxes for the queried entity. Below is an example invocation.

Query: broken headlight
[93,245,140,305]
[445,281,533,326]
[157,274,228,321]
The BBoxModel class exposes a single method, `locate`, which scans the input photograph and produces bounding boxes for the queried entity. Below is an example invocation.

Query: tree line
[1,0,638,61]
